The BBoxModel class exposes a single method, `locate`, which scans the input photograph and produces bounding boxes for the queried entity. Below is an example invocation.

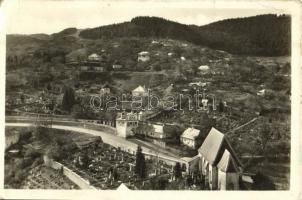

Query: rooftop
[217,149,239,173]
[132,85,147,93]
[181,127,200,139]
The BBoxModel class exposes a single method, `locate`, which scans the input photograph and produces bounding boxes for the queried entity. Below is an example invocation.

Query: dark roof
[198,127,242,167]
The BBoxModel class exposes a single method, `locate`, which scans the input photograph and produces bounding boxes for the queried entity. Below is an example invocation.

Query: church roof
[198,127,242,167]
[217,149,239,173]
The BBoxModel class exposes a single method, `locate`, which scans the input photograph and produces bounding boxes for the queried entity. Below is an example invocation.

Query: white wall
[209,165,218,190]
[45,158,96,189]
[218,170,239,190]
[218,170,227,190]
[180,137,195,148]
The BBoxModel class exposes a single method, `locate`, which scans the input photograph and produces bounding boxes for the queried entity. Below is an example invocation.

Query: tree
[218,101,224,112]
[256,122,272,154]
[62,86,75,113]
[135,145,146,179]
[173,162,182,180]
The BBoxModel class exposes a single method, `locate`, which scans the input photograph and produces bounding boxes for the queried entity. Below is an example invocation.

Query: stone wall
[45,157,96,190]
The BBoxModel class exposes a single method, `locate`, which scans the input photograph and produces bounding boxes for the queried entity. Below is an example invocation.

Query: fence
[5,115,117,135]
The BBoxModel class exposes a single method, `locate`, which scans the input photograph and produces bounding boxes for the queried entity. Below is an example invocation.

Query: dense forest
[79,15,290,56]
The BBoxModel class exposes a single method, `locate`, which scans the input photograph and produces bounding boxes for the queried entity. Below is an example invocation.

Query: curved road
[6,121,185,165]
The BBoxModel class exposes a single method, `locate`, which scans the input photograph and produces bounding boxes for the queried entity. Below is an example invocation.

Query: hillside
[78,15,290,56]
[198,14,290,56]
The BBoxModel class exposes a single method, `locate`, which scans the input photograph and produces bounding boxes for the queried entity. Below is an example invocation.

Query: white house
[132,85,148,97]
[180,128,200,149]
[88,53,101,62]
[189,82,207,87]
[198,65,210,74]
[100,85,110,95]
[138,51,150,62]
[112,60,123,70]
[257,89,266,96]
[148,124,166,139]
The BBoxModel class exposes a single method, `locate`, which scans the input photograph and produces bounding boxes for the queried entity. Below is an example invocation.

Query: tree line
[79,15,290,56]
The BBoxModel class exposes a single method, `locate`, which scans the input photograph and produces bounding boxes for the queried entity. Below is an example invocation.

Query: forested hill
[79,14,290,56]
[198,14,291,56]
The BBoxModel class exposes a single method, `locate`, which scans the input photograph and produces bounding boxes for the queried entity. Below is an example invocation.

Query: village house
[198,65,210,75]
[198,127,242,190]
[180,127,200,149]
[112,60,123,70]
[189,81,207,87]
[100,84,110,95]
[167,52,174,57]
[148,124,166,139]
[88,53,101,62]
[257,89,266,96]
[137,51,150,62]
[116,112,143,138]
[132,85,148,97]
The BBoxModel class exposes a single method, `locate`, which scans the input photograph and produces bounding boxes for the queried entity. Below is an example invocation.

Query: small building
[167,52,173,57]
[112,60,123,70]
[198,65,210,74]
[180,128,200,149]
[151,40,159,44]
[180,56,186,61]
[116,112,142,138]
[93,66,105,72]
[257,89,266,96]
[88,53,101,62]
[100,85,110,95]
[189,82,207,87]
[132,85,148,97]
[138,51,150,62]
[149,124,165,139]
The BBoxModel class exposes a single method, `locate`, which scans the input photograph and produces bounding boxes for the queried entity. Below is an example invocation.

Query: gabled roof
[217,149,239,173]
[198,65,210,70]
[88,53,100,58]
[198,127,242,167]
[181,128,200,140]
[132,85,147,93]
[198,127,224,164]
[138,51,149,55]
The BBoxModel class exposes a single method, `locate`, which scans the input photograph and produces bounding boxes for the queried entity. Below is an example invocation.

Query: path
[5,121,185,164]
[226,117,258,134]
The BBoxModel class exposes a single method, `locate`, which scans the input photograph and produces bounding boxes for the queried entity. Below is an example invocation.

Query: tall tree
[62,86,75,113]
[135,145,146,179]
[173,162,182,180]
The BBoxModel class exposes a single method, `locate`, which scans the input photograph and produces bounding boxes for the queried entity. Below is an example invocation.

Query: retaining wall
[46,158,96,190]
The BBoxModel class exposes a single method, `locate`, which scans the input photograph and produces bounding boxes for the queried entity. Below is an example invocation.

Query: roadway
[5,120,185,165]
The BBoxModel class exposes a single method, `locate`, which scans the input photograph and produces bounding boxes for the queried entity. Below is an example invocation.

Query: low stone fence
[44,156,96,190]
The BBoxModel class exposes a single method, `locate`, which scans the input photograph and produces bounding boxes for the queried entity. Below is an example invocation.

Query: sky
[3,0,289,35]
